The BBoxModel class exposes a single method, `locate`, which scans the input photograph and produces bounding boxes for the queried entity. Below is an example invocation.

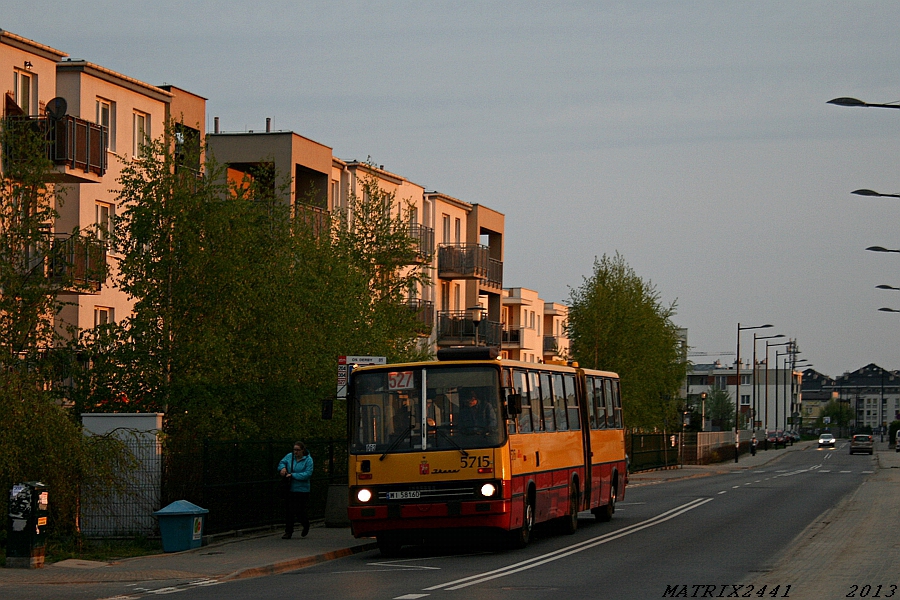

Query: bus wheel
[510,495,535,549]
[593,479,616,522]
[377,534,402,557]
[560,482,579,534]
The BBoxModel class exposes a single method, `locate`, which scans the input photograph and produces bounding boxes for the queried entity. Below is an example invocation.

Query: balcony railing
[405,298,435,335]
[543,335,559,355]
[437,243,490,280]
[407,224,435,261]
[436,311,502,347]
[502,327,524,347]
[295,203,329,237]
[4,115,108,178]
[49,234,106,293]
[485,258,503,289]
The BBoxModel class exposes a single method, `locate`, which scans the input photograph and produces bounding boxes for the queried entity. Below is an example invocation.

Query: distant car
[789,431,801,443]
[896,430,900,453]
[775,430,786,446]
[818,433,836,448]
[849,434,874,455]
[766,431,780,448]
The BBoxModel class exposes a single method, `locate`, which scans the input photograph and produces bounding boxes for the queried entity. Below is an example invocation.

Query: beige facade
[2,29,206,335]
[500,288,569,363]
[4,28,579,361]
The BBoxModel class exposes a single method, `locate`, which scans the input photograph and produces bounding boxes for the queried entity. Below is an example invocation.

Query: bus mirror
[506,393,522,416]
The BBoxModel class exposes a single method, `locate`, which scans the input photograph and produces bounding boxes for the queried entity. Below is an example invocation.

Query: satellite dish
[46,97,67,120]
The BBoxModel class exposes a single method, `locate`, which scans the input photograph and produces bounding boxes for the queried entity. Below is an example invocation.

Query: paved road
[6,439,898,600]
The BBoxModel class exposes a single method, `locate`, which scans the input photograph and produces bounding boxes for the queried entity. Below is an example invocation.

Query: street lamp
[867,246,900,254]
[853,189,900,199]
[879,307,900,313]
[468,306,484,346]
[736,323,772,462]
[765,339,791,448]
[753,333,784,435]
[828,97,900,110]
[876,284,900,291]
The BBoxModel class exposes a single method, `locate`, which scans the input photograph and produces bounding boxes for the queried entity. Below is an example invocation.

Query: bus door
[577,372,593,509]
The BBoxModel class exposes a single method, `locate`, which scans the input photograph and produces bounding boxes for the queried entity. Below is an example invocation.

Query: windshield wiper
[380,424,414,461]
[433,426,468,458]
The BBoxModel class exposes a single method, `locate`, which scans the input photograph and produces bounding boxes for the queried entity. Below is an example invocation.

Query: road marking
[394,595,430,599]
[718,490,727,494]
[818,470,831,473]
[423,498,714,591]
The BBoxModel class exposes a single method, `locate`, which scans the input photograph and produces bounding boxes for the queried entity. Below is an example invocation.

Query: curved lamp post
[765,339,792,445]
[828,97,900,110]
[736,323,772,462]
[753,333,784,434]
[853,189,900,199]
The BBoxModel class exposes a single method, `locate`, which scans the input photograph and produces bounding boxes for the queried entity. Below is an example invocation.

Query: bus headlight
[480,483,496,498]
[357,488,373,503]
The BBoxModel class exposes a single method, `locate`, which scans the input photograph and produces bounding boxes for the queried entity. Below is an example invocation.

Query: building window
[741,395,750,406]
[133,111,149,156]
[13,69,32,114]
[740,374,751,385]
[454,218,461,243]
[95,202,114,242]
[442,214,450,244]
[96,98,116,151]
[94,306,115,326]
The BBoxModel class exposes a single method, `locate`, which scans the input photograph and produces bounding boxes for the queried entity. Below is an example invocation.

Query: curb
[221,541,379,581]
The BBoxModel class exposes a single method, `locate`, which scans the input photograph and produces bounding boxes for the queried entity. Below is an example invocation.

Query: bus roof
[348,358,618,379]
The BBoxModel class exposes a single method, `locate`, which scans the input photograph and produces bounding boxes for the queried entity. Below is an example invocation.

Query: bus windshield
[350,365,503,454]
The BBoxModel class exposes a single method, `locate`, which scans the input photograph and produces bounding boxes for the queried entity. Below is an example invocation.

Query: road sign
[337,356,386,398]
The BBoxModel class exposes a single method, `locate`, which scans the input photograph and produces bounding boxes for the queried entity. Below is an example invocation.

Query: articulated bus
[346,347,626,555]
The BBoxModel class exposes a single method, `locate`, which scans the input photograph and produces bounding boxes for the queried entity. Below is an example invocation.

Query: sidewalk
[3,438,897,593]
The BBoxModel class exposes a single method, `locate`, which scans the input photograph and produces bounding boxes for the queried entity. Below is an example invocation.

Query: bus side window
[595,379,608,429]
[584,377,598,429]
[603,379,614,429]
[540,372,556,432]
[553,373,567,430]
[514,370,533,433]
[612,380,623,428]
[564,374,579,430]
[529,371,544,431]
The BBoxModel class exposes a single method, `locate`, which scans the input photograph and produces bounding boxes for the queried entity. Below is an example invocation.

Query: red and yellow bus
[346,347,626,555]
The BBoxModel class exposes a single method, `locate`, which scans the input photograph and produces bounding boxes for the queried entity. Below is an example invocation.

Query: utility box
[153,500,208,553]
[6,482,49,569]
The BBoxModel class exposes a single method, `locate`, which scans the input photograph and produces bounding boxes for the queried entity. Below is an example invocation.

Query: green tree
[568,253,687,430]
[705,386,734,431]
[0,117,130,537]
[821,399,853,433]
[78,130,427,443]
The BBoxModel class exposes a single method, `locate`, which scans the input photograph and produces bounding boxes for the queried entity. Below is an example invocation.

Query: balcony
[437,243,489,280]
[405,298,435,335]
[407,223,435,261]
[502,327,524,348]
[4,115,108,182]
[48,234,106,294]
[436,311,502,347]
[295,203,329,237]
[543,335,559,355]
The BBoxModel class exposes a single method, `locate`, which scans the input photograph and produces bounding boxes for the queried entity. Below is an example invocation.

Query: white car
[818,433,836,448]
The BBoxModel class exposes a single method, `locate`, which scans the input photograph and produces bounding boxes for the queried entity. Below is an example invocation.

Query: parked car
[766,431,780,448]
[775,430,786,446]
[818,433,836,448]
[849,434,874,455]
[896,430,900,453]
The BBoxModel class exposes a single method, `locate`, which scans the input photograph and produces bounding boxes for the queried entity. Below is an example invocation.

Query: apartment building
[685,361,801,432]
[500,288,569,363]
[2,29,206,335]
[207,125,509,353]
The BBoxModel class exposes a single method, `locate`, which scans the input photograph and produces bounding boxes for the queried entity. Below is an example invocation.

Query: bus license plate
[387,490,421,500]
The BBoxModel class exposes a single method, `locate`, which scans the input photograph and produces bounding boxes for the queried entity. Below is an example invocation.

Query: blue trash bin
[154,500,209,552]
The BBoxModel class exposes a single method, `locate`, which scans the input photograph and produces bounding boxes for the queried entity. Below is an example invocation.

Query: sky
[6,1,900,378]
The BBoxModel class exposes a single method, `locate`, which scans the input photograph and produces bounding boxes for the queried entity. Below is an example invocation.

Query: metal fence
[163,438,348,535]
[81,439,162,537]
[628,430,754,471]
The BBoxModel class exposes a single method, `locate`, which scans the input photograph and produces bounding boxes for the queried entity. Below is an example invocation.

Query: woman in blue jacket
[278,441,314,539]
